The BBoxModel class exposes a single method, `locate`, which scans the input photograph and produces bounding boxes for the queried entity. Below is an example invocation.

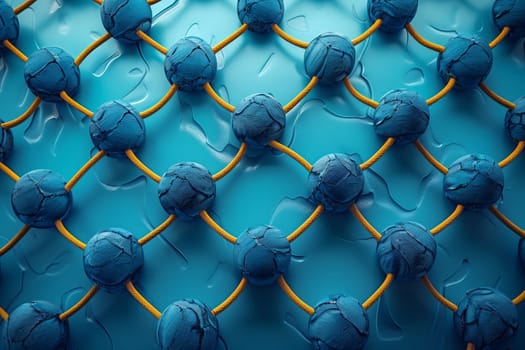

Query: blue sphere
[233,225,291,286]
[90,100,145,158]
[0,121,13,162]
[376,222,436,279]
[237,0,284,33]
[0,0,19,47]
[443,154,504,209]
[164,36,217,92]
[100,0,152,44]
[304,33,355,84]
[83,228,144,291]
[157,299,220,350]
[437,35,493,90]
[5,301,68,350]
[308,295,369,350]
[158,162,216,220]
[454,288,518,350]
[373,90,430,144]
[367,0,418,33]
[231,93,286,155]
[493,0,525,39]
[308,153,364,213]
[505,96,525,141]
[24,47,80,102]
[11,169,72,228]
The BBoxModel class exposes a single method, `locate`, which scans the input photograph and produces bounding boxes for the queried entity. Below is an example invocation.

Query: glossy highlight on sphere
[367,0,418,32]
[493,0,525,39]
[0,0,19,46]
[505,96,525,141]
[100,0,152,43]
[11,169,72,228]
[0,120,13,162]
[237,0,284,33]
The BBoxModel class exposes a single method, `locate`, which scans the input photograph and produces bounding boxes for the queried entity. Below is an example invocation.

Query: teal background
[1,0,525,349]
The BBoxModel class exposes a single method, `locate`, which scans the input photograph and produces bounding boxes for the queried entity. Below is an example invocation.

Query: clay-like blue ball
[505,96,525,141]
[237,0,284,33]
[11,169,72,228]
[24,47,80,102]
[100,0,152,44]
[304,33,355,84]
[5,301,68,350]
[308,295,369,350]
[158,162,216,220]
[231,93,285,155]
[308,153,364,213]
[519,238,525,270]
[157,299,220,350]
[0,0,19,47]
[164,36,217,92]
[233,225,291,286]
[437,35,493,90]
[493,0,525,39]
[454,287,518,350]
[443,154,504,209]
[90,100,145,158]
[373,89,430,144]
[367,0,418,33]
[376,222,436,279]
[83,228,144,291]
[0,122,13,162]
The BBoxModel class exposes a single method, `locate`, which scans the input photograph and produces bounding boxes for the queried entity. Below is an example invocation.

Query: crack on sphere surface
[0,0,19,46]
[100,0,152,43]
[367,0,418,33]
[237,0,284,33]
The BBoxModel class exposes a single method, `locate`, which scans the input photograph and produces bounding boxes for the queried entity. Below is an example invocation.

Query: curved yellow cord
[268,140,313,171]
[212,143,247,181]
[499,141,525,168]
[414,140,448,174]
[479,82,516,110]
[65,150,106,191]
[277,276,314,315]
[360,137,395,170]
[0,162,20,182]
[0,225,30,256]
[350,204,382,240]
[213,24,249,53]
[352,19,383,45]
[430,205,464,235]
[125,149,161,183]
[426,77,456,106]
[140,84,178,118]
[512,289,525,305]
[212,278,247,315]
[1,97,41,129]
[489,206,525,238]
[60,91,94,117]
[489,26,510,48]
[405,23,445,53]
[55,220,87,250]
[59,285,100,320]
[343,77,379,108]
[136,30,168,55]
[0,306,8,321]
[287,205,324,243]
[283,76,318,113]
[125,280,162,319]
[75,32,112,65]
[421,275,458,312]
[362,273,394,310]
[203,83,236,112]
[466,343,475,350]
[200,210,237,244]
[272,24,309,49]
[2,39,28,62]
[13,0,37,14]
[138,215,176,245]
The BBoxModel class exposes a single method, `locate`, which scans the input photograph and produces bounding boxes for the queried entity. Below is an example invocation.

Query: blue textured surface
[237,0,284,33]
[100,0,152,44]
[505,96,525,141]
[454,287,518,349]
[0,0,18,46]
[493,0,525,39]
[519,238,525,270]
[0,119,13,162]
[90,100,145,158]
[367,0,418,33]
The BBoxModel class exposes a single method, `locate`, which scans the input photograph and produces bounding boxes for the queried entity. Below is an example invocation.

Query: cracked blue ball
[505,96,525,141]
[493,0,525,39]
[0,120,13,162]
[237,0,284,33]
[368,0,418,33]
[0,0,19,48]
[100,0,152,44]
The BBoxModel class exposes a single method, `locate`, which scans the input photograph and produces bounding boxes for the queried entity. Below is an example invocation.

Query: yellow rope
[350,204,382,240]
[499,141,525,168]
[362,273,394,310]
[512,289,525,305]
[466,343,475,350]
[13,0,37,15]
[430,204,464,235]
[283,76,318,113]
[200,210,237,244]
[213,23,249,53]
[75,32,112,66]
[479,83,516,110]
[212,143,247,181]
[147,0,161,4]
[489,26,510,48]
[360,137,395,170]
[268,140,313,171]
[277,276,314,315]
[65,150,106,191]
[2,39,28,62]
[212,278,247,316]
[125,149,161,183]
[136,30,168,55]
[426,77,456,106]
[0,162,20,182]
[414,140,448,174]
[203,83,236,112]
[125,280,162,319]
[352,19,383,45]
[92,0,102,4]
[287,205,324,243]
[138,215,176,245]
[421,275,458,312]
[343,77,379,108]
[59,285,100,320]
[55,220,87,250]
[0,225,30,256]
[60,91,94,117]
[272,24,309,49]
[0,306,8,321]
[140,84,178,118]
[1,97,41,129]
[489,206,525,238]
[405,23,445,53]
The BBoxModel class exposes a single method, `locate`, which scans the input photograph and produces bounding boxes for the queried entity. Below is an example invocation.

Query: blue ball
[443,154,504,209]
[308,295,369,350]
[493,0,525,39]
[83,228,144,291]
[454,288,518,350]
[0,121,13,162]
[376,222,436,279]
[157,299,220,350]
[308,153,364,213]
[373,89,430,144]
[504,96,525,141]
[367,0,418,33]
[164,36,217,92]
[233,225,291,286]
[90,100,145,158]
[519,238,525,270]
[231,93,286,155]
[5,301,68,350]
[158,162,216,220]
[304,33,355,84]
[237,0,284,33]
[24,47,80,102]
[0,0,19,47]
[100,0,152,44]
[11,169,72,228]
[437,35,493,90]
